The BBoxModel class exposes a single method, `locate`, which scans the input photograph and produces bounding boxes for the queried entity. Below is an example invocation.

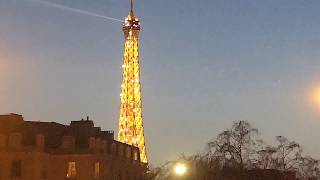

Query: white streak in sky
[26,0,123,23]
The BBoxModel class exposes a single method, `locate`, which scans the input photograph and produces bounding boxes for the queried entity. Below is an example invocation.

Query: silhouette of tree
[298,156,320,179]
[273,136,302,171]
[153,121,320,180]
[255,145,277,169]
[208,121,259,170]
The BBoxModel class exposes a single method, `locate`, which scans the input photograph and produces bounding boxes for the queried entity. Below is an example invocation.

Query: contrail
[26,0,123,23]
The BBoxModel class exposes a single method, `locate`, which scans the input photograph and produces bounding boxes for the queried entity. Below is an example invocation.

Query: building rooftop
[0,113,131,155]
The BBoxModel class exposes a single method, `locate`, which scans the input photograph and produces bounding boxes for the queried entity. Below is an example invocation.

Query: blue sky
[1,0,320,165]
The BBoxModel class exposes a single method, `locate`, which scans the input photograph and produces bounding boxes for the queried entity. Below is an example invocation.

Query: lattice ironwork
[118,0,148,163]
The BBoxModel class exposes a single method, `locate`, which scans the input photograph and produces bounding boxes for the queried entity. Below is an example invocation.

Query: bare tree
[255,145,277,169]
[273,136,302,171]
[208,121,259,170]
[298,156,320,179]
[153,122,320,180]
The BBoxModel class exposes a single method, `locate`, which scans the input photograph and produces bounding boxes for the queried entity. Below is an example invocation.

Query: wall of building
[0,114,148,180]
[0,152,146,180]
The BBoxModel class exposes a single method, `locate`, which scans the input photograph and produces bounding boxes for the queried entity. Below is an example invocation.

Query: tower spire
[130,0,134,16]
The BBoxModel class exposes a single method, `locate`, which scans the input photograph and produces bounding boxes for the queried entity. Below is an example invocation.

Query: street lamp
[174,163,187,176]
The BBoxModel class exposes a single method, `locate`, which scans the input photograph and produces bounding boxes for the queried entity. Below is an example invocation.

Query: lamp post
[174,163,187,177]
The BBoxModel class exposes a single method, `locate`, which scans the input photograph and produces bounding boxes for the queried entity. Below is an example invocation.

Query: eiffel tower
[117,0,148,163]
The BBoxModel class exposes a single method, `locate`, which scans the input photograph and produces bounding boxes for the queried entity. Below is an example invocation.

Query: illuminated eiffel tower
[117,0,148,163]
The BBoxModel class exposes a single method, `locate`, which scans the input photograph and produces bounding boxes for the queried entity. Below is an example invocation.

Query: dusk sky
[1,0,320,166]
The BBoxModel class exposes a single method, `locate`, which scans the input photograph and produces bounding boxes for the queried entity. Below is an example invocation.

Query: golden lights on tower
[117,0,148,163]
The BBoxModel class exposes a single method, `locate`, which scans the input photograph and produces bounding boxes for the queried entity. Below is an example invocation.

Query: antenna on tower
[130,0,134,16]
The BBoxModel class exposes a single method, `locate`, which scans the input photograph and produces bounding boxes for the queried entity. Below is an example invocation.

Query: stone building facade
[0,114,147,180]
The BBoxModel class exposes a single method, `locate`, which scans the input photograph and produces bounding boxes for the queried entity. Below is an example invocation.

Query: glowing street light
[174,163,187,176]
[308,86,320,111]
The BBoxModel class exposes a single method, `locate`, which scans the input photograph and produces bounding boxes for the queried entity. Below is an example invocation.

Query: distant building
[244,169,298,180]
[0,113,147,180]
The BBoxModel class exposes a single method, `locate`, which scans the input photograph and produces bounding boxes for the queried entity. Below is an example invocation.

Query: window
[66,161,77,179]
[126,147,131,159]
[94,162,100,179]
[11,160,22,177]
[133,151,139,161]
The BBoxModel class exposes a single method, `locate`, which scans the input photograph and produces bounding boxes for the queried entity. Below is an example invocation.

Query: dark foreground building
[0,113,148,180]
[244,169,298,180]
